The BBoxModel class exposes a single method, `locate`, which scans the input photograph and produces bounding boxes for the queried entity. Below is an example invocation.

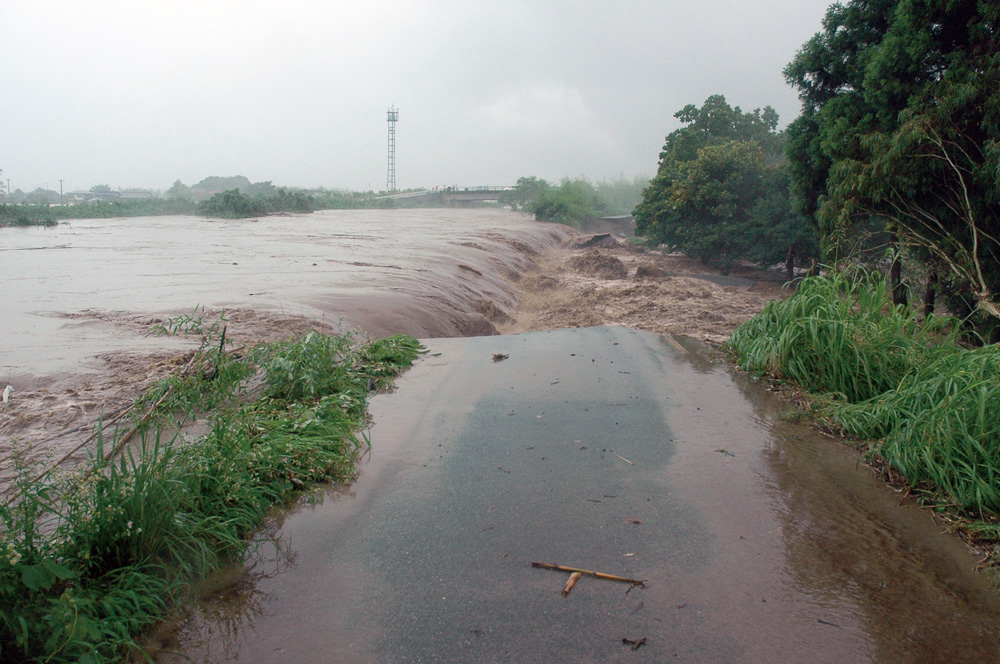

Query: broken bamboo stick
[531,562,646,588]
[561,571,583,596]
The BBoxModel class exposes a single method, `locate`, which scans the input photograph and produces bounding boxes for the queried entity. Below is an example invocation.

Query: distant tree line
[197,188,314,218]
[0,199,197,226]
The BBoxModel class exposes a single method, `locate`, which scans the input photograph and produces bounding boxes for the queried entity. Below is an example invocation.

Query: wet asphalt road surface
[160,326,1000,664]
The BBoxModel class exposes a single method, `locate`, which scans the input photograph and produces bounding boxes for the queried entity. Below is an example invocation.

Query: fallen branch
[622,637,647,651]
[531,562,646,588]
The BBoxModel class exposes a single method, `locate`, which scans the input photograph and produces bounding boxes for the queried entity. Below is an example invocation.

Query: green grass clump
[728,270,960,402]
[0,326,422,663]
[728,270,1000,520]
[830,346,1000,518]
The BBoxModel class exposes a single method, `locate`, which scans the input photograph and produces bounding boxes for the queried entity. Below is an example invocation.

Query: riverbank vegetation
[0,204,59,227]
[634,2,998,320]
[197,188,314,218]
[501,175,648,227]
[728,272,1000,546]
[0,321,422,663]
[633,95,820,277]
[0,199,201,227]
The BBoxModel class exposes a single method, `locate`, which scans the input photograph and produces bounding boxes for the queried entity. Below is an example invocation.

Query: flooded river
[1,209,570,388]
[0,209,572,488]
[3,210,1000,662]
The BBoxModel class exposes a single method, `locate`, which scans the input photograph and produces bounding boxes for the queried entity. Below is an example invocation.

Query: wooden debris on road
[561,571,583,596]
[622,637,647,651]
[531,562,646,590]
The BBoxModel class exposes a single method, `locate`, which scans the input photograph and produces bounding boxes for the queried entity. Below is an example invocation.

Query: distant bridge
[440,186,509,205]
[373,186,511,206]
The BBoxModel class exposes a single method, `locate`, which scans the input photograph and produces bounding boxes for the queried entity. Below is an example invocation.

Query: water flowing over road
[154,327,1000,664]
[4,211,999,661]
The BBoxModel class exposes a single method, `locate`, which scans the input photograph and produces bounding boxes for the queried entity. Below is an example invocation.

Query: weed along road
[160,326,1000,663]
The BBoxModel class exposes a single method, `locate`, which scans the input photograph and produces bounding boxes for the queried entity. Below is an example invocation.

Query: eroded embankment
[0,211,575,494]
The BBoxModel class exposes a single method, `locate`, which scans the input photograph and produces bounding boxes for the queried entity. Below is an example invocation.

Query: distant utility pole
[59,179,64,205]
[387,105,399,192]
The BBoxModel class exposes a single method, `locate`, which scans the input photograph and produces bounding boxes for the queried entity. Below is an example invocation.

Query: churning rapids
[0,209,573,489]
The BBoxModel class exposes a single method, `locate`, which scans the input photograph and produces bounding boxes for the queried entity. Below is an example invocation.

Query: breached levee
[0,209,576,494]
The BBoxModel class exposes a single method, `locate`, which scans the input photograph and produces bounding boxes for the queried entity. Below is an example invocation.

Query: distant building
[66,190,152,204]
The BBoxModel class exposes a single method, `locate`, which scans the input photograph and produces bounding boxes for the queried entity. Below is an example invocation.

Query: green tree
[661,141,766,274]
[499,176,550,210]
[746,167,819,280]
[165,179,192,200]
[247,180,278,197]
[784,0,1000,317]
[634,96,817,275]
[526,178,606,227]
[25,188,59,205]
[198,189,267,218]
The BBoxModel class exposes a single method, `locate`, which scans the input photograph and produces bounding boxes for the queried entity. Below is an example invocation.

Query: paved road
[161,326,1000,663]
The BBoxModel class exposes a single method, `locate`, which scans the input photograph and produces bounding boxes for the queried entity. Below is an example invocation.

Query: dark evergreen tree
[785,0,1000,317]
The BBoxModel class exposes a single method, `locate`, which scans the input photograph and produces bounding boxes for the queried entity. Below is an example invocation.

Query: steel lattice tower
[386,106,398,191]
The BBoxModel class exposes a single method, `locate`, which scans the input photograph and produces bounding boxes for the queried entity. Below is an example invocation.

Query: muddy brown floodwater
[0,209,573,491]
[4,211,1000,662]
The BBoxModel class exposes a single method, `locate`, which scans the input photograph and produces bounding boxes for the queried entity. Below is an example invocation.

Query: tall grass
[0,326,422,663]
[728,270,1000,519]
[729,271,961,402]
[831,347,1000,519]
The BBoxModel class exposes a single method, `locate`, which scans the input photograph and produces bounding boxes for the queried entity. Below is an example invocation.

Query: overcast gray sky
[2,0,834,193]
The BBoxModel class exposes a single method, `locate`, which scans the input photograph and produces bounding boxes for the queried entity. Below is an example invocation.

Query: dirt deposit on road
[499,234,789,343]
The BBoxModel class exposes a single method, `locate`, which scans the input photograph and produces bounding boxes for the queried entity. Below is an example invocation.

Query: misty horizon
[3,0,835,194]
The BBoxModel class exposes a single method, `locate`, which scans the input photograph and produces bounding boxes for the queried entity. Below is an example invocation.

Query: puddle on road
[148,330,1000,663]
[652,339,1000,663]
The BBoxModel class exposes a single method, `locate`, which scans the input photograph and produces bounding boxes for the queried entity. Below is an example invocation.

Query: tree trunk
[923,271,938,318]
[785,247,795,283]
[890,237,908,307]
